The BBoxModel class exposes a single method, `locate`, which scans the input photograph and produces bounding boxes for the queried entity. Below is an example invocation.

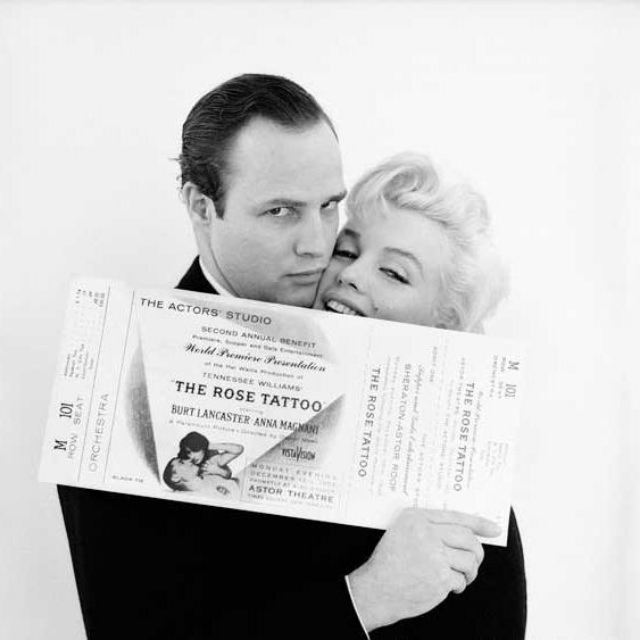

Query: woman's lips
[324,298,364,317]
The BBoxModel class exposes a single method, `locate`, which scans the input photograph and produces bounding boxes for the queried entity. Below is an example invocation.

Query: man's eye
[380,268,409,284]
[265,207,293,217]
[321,200,339,212]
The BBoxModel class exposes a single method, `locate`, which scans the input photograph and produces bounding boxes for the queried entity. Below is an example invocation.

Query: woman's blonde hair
[347,152,508,332]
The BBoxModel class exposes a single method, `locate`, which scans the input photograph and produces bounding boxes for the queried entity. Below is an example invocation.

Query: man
[58,74,526,639]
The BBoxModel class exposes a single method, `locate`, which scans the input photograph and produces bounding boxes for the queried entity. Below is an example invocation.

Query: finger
[441,525,484,566]
[425,509,501,538]
[444,548,479,586]
[449,570,467,595]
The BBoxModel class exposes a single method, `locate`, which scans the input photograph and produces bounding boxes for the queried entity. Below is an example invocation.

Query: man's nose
[295,211,331,258]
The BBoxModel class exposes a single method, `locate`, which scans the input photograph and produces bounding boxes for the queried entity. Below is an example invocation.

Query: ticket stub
[40,278,524,546]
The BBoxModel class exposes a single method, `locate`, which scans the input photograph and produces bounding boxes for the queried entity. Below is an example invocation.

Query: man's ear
[182,182,218,226]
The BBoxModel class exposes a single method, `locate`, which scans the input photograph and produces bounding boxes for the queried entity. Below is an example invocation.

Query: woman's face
[313,207,449,326]
[185,448,205,465]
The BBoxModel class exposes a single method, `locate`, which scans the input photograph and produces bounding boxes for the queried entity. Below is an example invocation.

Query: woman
[314,151,526,637]
[314,151,507,332]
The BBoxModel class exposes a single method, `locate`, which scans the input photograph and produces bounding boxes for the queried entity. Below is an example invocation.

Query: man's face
[171,459,199,483]
[200,117,346,307]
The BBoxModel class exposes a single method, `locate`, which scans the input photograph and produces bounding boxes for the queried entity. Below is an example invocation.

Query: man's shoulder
[176,257,217,294]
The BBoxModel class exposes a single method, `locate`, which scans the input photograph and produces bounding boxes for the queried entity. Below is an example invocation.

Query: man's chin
[274,286,317,309]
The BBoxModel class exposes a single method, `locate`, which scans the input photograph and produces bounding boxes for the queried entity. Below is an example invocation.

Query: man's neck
[199,257,235,297]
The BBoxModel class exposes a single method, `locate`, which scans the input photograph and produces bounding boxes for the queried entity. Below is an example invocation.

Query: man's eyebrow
[260,198,307,209]
[328,189,348,203]
[259,190,348,210]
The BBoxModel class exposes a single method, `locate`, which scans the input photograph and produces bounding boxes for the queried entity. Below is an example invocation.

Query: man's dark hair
[178,73,336,217]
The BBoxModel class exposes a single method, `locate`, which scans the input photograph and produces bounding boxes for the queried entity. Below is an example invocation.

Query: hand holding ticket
[40,279,524,546]
[349,508,501,631]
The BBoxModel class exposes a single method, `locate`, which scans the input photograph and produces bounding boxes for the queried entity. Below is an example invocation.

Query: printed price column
[39,280,134,486]
[39,283,111,483]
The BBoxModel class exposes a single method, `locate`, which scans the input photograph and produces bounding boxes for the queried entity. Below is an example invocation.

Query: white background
[1,2,638,639]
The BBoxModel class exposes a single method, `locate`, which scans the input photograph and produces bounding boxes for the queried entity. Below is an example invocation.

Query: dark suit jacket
[57,258,526,639]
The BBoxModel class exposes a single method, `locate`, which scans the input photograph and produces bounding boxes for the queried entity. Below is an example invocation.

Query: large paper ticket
[39,278,524,545]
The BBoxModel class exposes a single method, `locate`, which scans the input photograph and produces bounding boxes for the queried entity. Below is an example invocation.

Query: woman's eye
[381,268,409,284]
[334,248,357,260]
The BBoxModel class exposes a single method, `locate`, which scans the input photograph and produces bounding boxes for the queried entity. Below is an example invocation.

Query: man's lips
[287,268,325,282]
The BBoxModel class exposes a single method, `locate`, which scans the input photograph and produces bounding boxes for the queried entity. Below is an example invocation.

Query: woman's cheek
[321,262,341,287]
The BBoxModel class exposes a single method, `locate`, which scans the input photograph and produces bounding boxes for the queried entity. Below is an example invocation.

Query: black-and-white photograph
[163,431,243,498]
[2,2,638,639]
